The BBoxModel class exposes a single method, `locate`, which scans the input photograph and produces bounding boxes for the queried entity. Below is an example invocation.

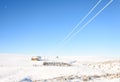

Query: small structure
[31,56,41,61]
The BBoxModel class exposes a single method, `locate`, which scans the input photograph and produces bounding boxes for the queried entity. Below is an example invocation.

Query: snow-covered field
[0,54,120,82]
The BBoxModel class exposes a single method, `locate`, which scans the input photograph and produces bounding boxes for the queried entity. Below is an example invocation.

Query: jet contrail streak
[62,0,102,43]
[56,0,113,50]
[65,0,113,43]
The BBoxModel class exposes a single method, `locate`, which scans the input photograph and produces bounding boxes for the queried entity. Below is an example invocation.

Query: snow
[0,54,119,82]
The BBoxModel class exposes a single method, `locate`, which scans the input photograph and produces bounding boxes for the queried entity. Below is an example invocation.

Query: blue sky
[0,0,120,56]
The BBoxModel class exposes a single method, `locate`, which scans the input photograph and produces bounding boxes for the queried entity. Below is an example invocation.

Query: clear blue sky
[0,0,120,56]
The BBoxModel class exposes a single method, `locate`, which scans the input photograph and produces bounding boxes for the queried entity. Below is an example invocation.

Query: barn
[31,56,41,61]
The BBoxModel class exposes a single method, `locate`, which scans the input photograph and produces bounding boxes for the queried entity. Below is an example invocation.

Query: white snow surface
[0,54,120,82]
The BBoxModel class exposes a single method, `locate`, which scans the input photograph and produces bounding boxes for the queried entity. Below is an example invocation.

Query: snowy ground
[0,54,120,82]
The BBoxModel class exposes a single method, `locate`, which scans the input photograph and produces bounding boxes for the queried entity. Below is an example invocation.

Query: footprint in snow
[20,76,32,82]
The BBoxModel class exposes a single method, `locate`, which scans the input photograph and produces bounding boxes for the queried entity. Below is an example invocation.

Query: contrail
[65,0,113,43]
[61,0,102,43]
[55,0,113,49]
